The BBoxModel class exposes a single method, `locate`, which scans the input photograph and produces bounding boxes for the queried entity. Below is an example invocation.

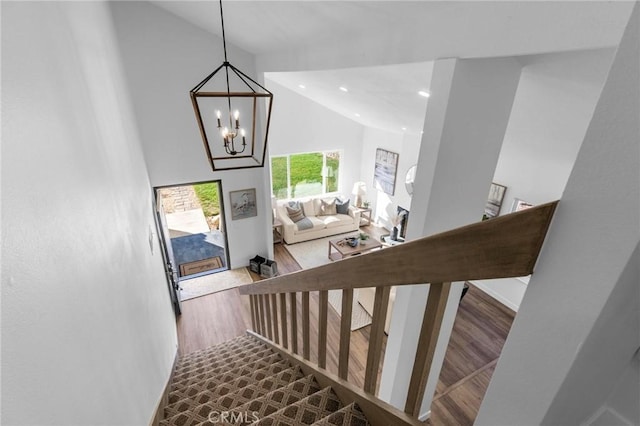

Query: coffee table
[328,236,383,261]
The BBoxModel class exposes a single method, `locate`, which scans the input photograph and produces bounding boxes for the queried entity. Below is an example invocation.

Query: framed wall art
[229,188,257,220]
[373,148,399,196]
[484,182,507,219]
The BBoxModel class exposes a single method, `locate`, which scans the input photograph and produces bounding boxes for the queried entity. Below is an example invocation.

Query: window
[271,151,341,199]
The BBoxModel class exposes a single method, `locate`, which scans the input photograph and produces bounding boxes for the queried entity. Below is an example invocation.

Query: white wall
[495,48,616,212]
[265,79,364,198]
[473,48,616,311]
[476,5,639,423]
[110,2,271,268]
[2,3,177,424]
[545,243,639,425]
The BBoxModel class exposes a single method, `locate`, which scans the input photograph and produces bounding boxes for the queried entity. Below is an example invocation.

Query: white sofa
[276,196,361,244]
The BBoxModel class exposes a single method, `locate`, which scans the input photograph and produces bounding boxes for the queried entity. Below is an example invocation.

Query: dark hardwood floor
[175,225,515,425]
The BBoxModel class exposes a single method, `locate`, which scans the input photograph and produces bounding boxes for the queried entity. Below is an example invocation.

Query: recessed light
[418,90,431,98]
[298,84,306,89]
[339,86,348,92]
[354,113,361,117]
[401,127,407,131]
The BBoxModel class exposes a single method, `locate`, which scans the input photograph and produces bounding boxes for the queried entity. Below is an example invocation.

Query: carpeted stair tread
[175,337,264,373]
[173,341,268,381]
[163,373,319,426]
[161,335,373,426]
[176,335,254,366]
[171,347,275,392]
[164,364,302,419]
[168,352,283,404]
[253,386,343,425]
[226,374,323,424]
[311,403,371,426]
[176,335,262,364]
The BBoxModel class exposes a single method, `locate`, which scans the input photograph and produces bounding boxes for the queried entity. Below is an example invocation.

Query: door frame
[153,193,181,315]
[154,179,230,284]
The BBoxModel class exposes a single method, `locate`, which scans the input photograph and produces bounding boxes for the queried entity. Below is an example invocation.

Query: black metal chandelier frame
[189,0,273,171]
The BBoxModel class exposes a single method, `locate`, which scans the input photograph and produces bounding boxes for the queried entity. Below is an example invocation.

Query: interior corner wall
[2,3,177,425]
[476,4,639,423]
[472,48,616,311]
[493,48,616,212]
[110,2,270,268]
[265,79,365,198]
[544,242,640,425]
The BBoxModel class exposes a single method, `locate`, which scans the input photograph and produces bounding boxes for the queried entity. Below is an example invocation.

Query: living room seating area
[275,195,361,244]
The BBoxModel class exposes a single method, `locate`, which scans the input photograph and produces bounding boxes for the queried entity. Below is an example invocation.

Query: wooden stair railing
[239,201,558,424]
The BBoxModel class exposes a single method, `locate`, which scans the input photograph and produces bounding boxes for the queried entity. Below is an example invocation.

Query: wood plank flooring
[175,226,515,424]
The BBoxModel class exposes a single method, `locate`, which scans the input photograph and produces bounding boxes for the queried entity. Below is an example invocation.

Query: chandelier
[190,0,273,171]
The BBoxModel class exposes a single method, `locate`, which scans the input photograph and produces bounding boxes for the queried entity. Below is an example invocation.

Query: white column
[378,57,522,419]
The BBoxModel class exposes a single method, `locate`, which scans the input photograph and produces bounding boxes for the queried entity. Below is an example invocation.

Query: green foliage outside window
[193,182,220,217]
[290,152,323,197]
[326,152,340,193]
[271,151,341,199]
[271,157,288,199]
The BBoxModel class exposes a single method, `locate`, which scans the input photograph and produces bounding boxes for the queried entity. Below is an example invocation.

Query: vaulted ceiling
[151,1,632,133]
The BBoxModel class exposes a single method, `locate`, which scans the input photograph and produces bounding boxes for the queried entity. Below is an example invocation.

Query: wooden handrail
[239,201,558,296]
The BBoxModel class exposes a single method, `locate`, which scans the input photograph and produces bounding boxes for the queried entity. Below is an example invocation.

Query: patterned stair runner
[160,335,370,426]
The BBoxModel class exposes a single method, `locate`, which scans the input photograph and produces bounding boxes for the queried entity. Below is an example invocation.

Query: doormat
[179,256,223,277]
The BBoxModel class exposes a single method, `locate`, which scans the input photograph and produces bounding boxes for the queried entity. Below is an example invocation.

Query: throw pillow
[336,198,350,215]
[319,199,337,216]
[286,206,305,223]
[287,200,301,210]
[301,199,316,217]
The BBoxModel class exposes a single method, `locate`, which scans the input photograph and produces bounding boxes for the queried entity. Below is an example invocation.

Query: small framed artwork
[512,198,534,212]
[230,188,257,220]
[484,182,507,219]
[373,148,399,196]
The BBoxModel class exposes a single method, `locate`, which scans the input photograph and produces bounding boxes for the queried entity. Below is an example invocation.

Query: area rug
[179,267,253,301]
[283,232,358,269]
[284,234,373,330]
[327,289,373,331]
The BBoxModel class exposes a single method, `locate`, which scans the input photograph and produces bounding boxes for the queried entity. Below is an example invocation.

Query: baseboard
[470,280,520,312]
[149,349,179,426]
[418,409,431,422]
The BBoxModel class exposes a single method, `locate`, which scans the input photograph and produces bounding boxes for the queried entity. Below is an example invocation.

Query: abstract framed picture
[484,182,507,219]
[373,148,399,196]
[229,188,257,220]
